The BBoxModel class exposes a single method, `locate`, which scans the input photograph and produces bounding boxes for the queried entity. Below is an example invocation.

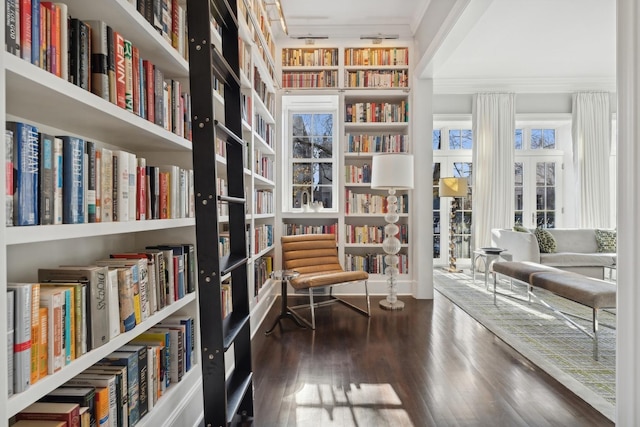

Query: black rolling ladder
[186,0,254,425]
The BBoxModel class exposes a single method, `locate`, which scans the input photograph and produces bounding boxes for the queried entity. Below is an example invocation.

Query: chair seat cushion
[290,270,368,290]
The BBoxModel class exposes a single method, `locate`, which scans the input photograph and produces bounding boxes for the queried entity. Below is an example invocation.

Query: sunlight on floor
[293,383,413,426]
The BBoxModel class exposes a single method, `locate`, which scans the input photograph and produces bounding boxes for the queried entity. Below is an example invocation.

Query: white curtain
[472,93,516,249]
[572,92,611,228]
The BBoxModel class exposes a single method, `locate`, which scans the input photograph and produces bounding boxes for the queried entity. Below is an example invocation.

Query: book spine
[132,45,140,116]
[107,269,121,339]
[8,122,39,226]
[49,2,59,77]
[95,147,101,222]
[6,290,14,397]
[143,60,154,124]
[85,141,97,223]
[117,268,136,332]
[115,30,126,108]
[19,0,31,62]
[60,136,85,224]
[86,20,109,100]
[37,306,47,379]
[68,17,80,85]
[29,284,40,385]
[136,157,146,220]
[5,0,20,55]
[92,268,110,349]
[154,67,164,126]
[41,289,63,373]
[115,150,129,221]
[38,133,54,225]
[111,153,118,221]
[99,147,113,222]
[124,39,133,112]
[61,287,71,364]
[128,152,136,222]
[6,130,14,226]
[52,137,63,224]
[79,19,90,89]
[31,0,39,66]
[53,2,67,80]
[107,25,116,104]
[9,284,32,393]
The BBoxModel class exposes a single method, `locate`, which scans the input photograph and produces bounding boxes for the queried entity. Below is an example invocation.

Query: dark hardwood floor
[250,291,614,427]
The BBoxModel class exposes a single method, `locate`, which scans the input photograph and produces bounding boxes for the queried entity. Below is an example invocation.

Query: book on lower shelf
[15,402,81,427]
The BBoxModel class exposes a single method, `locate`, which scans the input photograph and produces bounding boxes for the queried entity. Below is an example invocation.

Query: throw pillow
[595,229,617,253]
[513,224,530,233]
[534,228,557,253]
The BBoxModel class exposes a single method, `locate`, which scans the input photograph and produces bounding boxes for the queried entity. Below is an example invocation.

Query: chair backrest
[281,234,343,275]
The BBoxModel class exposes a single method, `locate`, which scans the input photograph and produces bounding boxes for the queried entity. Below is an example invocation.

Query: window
[282,95,339,212]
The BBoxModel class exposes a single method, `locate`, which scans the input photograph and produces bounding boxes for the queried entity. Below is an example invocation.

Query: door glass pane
[292,114,311,136]
[543,129,556,149]
[313,136,332,158]
[515,129,523,150]
[433,130,442,150]
[314,163,333,185]
[546,187,555,210]
[311,114,333,136]
[536,187,545,210]
[313,186,332,208]
[546,163,555,185]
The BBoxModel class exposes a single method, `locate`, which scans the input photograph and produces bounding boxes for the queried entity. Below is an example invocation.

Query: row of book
[254,190,273,215]
[345,101,409,124]
[344,133,410,154]
[345,163,371,184]
[344,47,410,67]
[344,253,410,274]
[6,243,196,396]
[254,150,273,181]
[282,48,340,67]
[254,256,273,298]
[254,113,275,148]
[345,69,409,89]
[345,224,409,245]
[5,1,192,140]
[345,190,409,215]
[6,121,194,226]
[253,223,273,255]
[220,278,232,319]
[283,223,339,238]
[281,70,339,89]
[252,66,276,117]
[12,313,195,427]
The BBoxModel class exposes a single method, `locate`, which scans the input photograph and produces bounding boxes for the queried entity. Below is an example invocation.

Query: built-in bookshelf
[1,1,203,427]
[343,90,411,277]
[344,47,409,88]
[281,47,340,89]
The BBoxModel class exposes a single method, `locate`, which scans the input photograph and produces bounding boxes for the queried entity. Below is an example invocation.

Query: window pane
[531,129,542,149]
[311,114,333,136]
[292,185,312,208]
[434,212,440,233]
[292,114,311,136]
[313,136,333,159]
[433,130,441,150]
[461,130,473,149]
[515,212,523,225]
[515,129,523,150]
[449,130,460,149]
[543,129,556,149]
[433,235,440,258]
[536,187,545,210]
[536,163,545,185]
[293,137,312,158]
[546,212,555,228]
[515,187,523,210]
[313,186,332,208]
[314,163,333,185]
[292,163,312,185]
[515,162,523,185]
[546,163,555,185]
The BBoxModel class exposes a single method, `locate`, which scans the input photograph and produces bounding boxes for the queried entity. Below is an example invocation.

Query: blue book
[61,287,72,365]
[31,0,40,67]
[7,121,39,226]
[59,136,86,224]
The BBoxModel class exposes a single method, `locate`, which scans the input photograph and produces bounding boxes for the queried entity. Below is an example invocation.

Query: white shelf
[344,183,372,187]
[5,219,196,245]
[345,213,409,218]
[253,213,275,220]
[7,293,196,417]
[252,90,276,124]
[5,54,191,152]
[344,243,409,248]
[343,121,409,131]
[254,245,275,259]
[344,65,409,71]
[253,133,275,154]
[283,65,340,71]
[253,174,275,187]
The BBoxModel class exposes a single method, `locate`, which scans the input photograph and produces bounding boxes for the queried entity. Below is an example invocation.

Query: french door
[515,156,563,228]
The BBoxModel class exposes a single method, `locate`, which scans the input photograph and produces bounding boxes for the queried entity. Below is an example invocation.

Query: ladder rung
[218,195,245,204]
[220,254,248,275]
[214,120,244,145]
[211,46,240,87]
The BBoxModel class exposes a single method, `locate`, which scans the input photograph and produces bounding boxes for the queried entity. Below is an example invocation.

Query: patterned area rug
[433,270,615,421]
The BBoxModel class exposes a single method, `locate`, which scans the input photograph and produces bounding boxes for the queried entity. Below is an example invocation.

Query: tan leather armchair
[281,233,371,329]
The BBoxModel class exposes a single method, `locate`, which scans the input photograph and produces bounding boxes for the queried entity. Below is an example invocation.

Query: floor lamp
[439,177,468,273]
[371,153,414,311]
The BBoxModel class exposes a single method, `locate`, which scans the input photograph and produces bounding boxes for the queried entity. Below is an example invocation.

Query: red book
[136,158,146,220]
[132,45,140,116]
[16,402,80,427]
[19,0,32,62]
[114,30,126,108]
[143,60,154,123]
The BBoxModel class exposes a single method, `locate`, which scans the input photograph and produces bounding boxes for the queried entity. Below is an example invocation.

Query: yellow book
[38,307,48,379]
[94,386,110,427]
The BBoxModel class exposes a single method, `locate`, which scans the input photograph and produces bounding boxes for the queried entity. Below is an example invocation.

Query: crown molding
[432,77,617,94]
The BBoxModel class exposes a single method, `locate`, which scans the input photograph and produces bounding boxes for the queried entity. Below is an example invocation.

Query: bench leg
[493,272,497,304]
[593,308,599,361]
[309,289,316,330]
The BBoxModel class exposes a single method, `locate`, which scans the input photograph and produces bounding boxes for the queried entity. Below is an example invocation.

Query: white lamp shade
[439,177,468,197]
[371,154,414,190]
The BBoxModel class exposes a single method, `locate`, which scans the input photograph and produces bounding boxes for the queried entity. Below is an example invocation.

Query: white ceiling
[276,0,617,93]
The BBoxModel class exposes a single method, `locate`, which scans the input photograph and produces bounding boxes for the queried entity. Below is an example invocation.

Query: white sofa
[491,228,616,279]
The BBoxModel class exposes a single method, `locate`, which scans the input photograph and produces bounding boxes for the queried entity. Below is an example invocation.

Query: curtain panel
[572,92,611,228]
[472,93,516,249]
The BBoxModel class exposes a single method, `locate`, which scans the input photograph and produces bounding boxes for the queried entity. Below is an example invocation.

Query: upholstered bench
[529,271,616,360]
[491,261,616,360]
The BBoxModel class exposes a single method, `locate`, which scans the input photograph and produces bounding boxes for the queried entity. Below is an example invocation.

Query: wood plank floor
[250,291,614,427]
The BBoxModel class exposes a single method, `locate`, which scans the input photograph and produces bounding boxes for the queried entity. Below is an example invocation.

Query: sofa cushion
[547,228,599,253]
[540,252,616,267]
[595,229,617,253]
[513,224,530,233]
[534,228,557,253]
